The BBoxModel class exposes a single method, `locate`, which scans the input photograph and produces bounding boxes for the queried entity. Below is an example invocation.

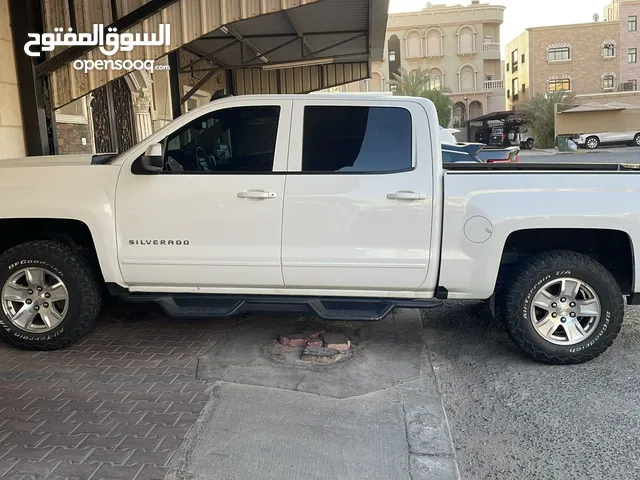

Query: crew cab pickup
[0,94,637,365]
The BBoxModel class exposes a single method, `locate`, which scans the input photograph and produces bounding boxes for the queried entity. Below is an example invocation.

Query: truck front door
[281,100,435,291]
[115,100,292,289]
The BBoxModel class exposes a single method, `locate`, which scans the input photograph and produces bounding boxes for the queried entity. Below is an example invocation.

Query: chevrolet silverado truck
[0,94,637,365]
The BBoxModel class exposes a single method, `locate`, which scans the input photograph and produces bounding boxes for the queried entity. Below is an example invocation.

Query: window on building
[161,106,281,173]
[548,78,571,92]
[521,53,525,63]
[512,78,519,101]
[506,63,510,72]
[604,43,615,57]
[428,71,442,90]
[507,89,510,99]
[629,15,637,32]
[511,49,519,72]
[302,106,412,173]
[56,97,89,124]
[602,75,615,89]
[389,50,396,61]
[631,80,638,91]
[522,84,526,94]
[629,48,638,63]
[548,47,570,62]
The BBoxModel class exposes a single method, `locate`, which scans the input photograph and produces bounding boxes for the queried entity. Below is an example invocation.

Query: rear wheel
[0,241,101,350]
[634,133,640,147]
[499,250,623,364]
[526,138,534,150]
[585,136,600,149]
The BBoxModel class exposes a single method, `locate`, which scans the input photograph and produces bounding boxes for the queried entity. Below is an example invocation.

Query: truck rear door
[281,99,436,291]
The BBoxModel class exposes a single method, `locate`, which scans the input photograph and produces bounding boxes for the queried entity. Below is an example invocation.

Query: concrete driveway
[0,301,459,480]
[423,301,640,480]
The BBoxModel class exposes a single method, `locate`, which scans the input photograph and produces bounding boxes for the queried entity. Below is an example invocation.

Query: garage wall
[0,0,26,159]
[556,109,640,135]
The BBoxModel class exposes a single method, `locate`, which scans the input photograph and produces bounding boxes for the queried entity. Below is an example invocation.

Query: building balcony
[484,79,504,90]
[483,42,501,59]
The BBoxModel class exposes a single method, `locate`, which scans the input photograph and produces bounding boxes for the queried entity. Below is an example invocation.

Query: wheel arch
[0,218,105,284]
[496,228,634,295]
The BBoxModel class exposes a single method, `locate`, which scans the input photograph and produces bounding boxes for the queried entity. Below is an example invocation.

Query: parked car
[518,128,535,150]
[441,143,483,163]
[576,131,640,149]
[477,146,520,163]
[0,93,637,366]
[442,144,519,164]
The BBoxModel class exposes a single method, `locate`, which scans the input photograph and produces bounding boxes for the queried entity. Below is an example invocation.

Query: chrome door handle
[237,190,277,200]
[386,191,427,201]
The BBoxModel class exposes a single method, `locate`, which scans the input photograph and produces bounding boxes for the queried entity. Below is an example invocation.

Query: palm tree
[517,90,576,149]
[389,67,430,96]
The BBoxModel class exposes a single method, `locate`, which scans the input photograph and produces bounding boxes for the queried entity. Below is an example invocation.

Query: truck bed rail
[444,162,640,172]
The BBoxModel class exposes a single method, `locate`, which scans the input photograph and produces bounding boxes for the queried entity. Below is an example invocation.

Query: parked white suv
[577,131,640,149]
[0,94,638,366]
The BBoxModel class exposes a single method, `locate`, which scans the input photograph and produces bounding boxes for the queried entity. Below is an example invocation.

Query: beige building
[341,1,506,128]
[604,0,640,90]
[505,21,621,110]
[0,0,25,159]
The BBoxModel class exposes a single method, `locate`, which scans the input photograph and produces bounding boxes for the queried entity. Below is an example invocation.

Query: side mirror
[141,143,164,172]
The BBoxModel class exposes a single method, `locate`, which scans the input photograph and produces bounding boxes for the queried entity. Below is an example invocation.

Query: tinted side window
[162,106,280,173]
[302,106,412,173]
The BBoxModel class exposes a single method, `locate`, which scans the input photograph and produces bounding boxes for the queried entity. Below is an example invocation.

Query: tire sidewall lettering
[7,260,64,277]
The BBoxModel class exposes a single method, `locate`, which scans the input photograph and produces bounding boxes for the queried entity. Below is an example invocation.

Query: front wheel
[0,241,102,350]
[499,250,623,364]
[634,133,640,147]
[526,138,535,150]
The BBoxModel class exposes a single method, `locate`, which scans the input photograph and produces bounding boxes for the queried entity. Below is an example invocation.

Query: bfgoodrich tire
[500,250,624,365]
[0,241,101,350]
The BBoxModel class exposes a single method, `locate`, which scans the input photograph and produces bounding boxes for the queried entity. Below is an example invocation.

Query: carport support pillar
[168,50,182,119]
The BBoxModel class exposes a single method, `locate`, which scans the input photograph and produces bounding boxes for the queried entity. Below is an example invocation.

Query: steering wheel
[195,147,216,172]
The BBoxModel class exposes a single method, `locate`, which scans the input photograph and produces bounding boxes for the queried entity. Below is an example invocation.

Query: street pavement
[0,303,459,480]
[423,301,640,480]
[520,146,640,164]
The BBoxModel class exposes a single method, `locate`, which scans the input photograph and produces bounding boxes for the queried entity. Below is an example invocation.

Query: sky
[389,0,610,48]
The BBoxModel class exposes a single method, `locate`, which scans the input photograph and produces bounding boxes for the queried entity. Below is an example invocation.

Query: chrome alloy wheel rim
[530,277,601,346]
[587,138,598,149]
[1,268,69,333]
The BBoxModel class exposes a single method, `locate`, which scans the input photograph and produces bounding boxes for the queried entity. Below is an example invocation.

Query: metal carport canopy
[46,0,389,108]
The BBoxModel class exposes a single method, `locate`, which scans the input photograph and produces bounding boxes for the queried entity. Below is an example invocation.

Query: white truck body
[0,94,636,363]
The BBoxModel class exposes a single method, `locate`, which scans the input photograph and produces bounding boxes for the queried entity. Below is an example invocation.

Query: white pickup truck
[0,94,637,365]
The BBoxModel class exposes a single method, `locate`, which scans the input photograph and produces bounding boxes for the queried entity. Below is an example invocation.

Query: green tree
[421,88,453,128]
[517,90,576,149]
[389,67,430,96]
[389,67,453,128]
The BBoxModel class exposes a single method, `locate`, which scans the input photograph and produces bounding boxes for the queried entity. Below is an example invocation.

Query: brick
[89,463,143,480]
[138,413,181,426]
[78,434,125,450]
[96,401,138,414]
[4,459,60,477]
[0,445,52,462]
[0,389,30,399]
[123,392,162,403]
[115,436,163,451]
[109,423,154,437]
[73,422,117,435]
[25,399,69,411]
[41,446,94,462]
[2,431,48,446]
[63,400,103,413]
[49,460,100,479]
[135,464,169,480]
[301,346,341,364]
[306,339,323,347]
[102,412,147,425]
[65,411,111,424]
[33,421,82,435]
[321,333,351,351]
[125,449,174,466]
[131,402,171,414]
[27,409,70,422]
[84,447,132,465]
[147,424,192,438]
[165,402,206,415]
[38,433,87,448]
[0,419,43,433]
[278,334,308,348]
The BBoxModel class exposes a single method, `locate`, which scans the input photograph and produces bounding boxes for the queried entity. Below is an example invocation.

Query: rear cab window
[300,105,413,173]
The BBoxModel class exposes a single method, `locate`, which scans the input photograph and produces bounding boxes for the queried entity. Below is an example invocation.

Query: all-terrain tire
[0,241,102,350]
[500,250,624,365]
